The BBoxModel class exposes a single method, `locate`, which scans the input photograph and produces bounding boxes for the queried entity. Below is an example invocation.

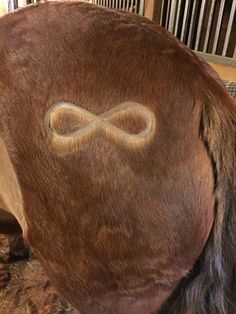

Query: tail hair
[160,80,236,314]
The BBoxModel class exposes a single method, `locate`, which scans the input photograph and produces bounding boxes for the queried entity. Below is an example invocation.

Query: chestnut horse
[0,2,235,313]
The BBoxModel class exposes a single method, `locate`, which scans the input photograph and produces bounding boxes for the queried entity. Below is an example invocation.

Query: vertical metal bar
[134,0,138,13]
[187,0,199,47]
[168,0,178,33]
[165,0,171,29]
[212,0,225,54]
[112,0,115,8]
[174,0,182,35]
[8,0,15,12]
[139,0,144,15]
[129,0,132,12]
[194,0,207,50]
[126,0,129,11]
[122,0,125,10]
[131,0,134,12]
[222,0,236,56]
[180,0,191,42]
[203,0,217,52]
[160,0,166,26]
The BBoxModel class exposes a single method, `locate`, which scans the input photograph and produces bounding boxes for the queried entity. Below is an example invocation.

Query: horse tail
[160,73,236,314]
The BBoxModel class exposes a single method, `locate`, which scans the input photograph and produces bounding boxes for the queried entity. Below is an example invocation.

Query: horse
[0,2,235,313]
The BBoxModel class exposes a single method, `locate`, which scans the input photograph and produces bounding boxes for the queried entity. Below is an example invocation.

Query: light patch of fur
[44,101,156,154]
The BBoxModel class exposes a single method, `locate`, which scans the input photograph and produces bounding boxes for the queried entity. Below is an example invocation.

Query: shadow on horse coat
[0,2,235,313]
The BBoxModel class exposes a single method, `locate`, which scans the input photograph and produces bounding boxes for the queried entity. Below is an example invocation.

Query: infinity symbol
[45,102,156,153]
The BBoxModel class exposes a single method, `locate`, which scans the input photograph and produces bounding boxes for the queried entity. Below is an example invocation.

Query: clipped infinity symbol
[44,101,156,153]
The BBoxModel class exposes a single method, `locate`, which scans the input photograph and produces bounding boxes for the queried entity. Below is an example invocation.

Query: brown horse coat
[0,2,235,313]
